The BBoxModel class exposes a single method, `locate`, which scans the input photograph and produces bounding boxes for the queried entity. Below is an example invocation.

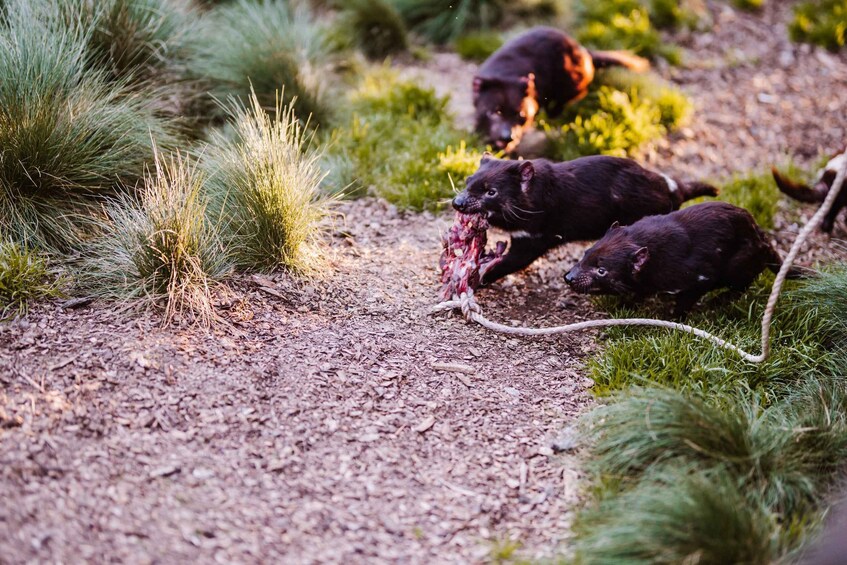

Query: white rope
[433,157,847,364]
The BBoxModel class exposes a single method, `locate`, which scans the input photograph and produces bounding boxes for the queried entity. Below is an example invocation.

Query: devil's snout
[452,192,468,211]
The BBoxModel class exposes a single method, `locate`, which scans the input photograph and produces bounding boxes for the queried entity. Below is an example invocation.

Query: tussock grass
[0,0,179,249]
[324,68,471,210]
[542,68,691,160]
[391,0,504,44]
[576,376,847,563]
[454,31,503,62]
[83,149,228,326]
[190,0,335,125]
[339,0,408,60]
[574,465,780,564]
[789,0,846,52]
[69,0,196,87]
[0,242,62,317]
[205,92,331,273]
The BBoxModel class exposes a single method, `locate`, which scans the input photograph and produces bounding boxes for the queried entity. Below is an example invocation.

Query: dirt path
[2,3,847,563]
[1,199,599,563]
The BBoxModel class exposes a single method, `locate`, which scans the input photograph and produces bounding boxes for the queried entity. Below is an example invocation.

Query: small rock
[551,428,579,453]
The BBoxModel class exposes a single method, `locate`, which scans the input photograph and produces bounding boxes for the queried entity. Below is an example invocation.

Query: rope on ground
[432,157,847,364]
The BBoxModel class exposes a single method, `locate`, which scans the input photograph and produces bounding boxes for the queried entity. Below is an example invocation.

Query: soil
[2,2,846,563]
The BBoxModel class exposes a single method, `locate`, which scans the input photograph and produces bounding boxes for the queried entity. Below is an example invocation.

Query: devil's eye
[519,110,526,118]
[597,267,608,277]
[486,188,497,197]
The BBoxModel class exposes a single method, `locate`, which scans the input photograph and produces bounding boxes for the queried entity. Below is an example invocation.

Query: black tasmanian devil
[564,202,796,315]
[473,26,649,152]
[451,154,718,285]
[772,147,847,233]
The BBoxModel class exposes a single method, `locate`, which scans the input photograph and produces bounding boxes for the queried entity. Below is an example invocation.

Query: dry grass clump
[83,149,229,326]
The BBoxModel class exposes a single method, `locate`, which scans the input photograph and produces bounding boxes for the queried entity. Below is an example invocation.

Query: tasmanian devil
[564,202,792,315]
[772,147,847,233]
[451,154,718,286]
[473,26,649,152]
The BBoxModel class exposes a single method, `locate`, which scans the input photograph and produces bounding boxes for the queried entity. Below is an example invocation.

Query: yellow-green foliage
[574,0,682,63]
[324,69,472,210]
[542,69,691,160]
[391,0,504,44]
[437,142,493,187]
[733,0,766,11]
[0,241,61,317]
[790,0,846,52]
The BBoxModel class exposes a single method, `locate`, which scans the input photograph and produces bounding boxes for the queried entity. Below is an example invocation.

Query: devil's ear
[472,76,487,101]
[607,221,621,233]
[632,247,649,275]
[519,160,534,192]
[480,150,493,164]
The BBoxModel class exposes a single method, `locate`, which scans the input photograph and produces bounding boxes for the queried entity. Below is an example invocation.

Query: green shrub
[574,465,779,564]
[190,0,335,125]
[542,69,690,160]
[789,0,846,52]
[454,31,502,61]
[83,149,229,326]
[324,69,471,210]
[391,0,504,44]
[714,171,781,230]
[0,242,61,317]
[648,0,703,30]
[204,91,331,272]
[0,0,179,249]
[339,0,408,60]
[574,0,681,63]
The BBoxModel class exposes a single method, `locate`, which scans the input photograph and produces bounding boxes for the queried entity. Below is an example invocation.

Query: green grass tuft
[454,30,503,62]
[0,241,62,317]
[204,91,331,273]
[189,0,336,126]
[712,171,781,230]
[0,0,180,250]
[323,69,471,210]
[542,69,690,160]
[587,275,843,398]
[82,149,229,326]
[339,0,408,60]
[789,0,846,52]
